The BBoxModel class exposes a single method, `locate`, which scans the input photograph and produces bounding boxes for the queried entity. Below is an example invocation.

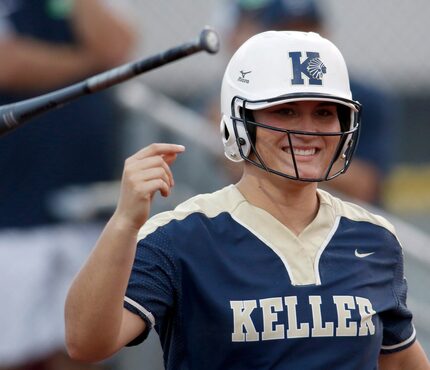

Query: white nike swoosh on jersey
[355,249,375,258]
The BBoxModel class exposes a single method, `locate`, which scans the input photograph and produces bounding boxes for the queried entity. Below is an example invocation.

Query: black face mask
[232,96,361,182]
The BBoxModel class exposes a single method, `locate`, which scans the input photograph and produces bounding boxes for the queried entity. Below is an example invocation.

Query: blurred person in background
[0,0,135,227]
[207,0,397,206]
[0,0,135,369]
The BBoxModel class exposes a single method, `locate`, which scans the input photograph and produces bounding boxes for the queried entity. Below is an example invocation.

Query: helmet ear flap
[220,115,251,162]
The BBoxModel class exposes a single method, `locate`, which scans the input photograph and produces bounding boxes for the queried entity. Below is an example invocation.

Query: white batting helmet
[220,31,361,181]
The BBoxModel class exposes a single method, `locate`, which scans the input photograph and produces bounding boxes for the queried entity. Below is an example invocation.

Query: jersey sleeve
[380,242,416,354]
[124,227,177,346]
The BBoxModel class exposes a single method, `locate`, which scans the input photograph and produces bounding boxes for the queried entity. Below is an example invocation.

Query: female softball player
[65,31,430,369]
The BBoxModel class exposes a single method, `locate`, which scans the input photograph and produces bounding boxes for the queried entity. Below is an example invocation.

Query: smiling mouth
[282,147,317,156]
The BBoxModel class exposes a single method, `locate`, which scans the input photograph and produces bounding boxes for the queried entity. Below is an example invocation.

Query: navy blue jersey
[124,185,415,370]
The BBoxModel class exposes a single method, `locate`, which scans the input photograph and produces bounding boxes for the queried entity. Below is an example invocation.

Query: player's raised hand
[113,143,185,231]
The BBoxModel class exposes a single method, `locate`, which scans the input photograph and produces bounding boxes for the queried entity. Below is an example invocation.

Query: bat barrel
[87,28,219,93]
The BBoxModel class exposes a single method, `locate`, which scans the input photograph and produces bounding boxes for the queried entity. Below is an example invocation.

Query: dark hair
[337,104,351,132]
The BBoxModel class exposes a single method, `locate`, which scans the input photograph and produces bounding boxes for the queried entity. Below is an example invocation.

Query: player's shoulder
[318,188,396,236]
[138,185,244,240]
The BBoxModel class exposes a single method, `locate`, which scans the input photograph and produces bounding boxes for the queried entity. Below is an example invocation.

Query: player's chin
[276,162,328,181]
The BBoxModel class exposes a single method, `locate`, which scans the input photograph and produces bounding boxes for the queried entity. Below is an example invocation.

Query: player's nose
[299,113,319,132]
[287,114,319,139]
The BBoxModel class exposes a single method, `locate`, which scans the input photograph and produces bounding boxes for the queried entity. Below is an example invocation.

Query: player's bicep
[115,308,147,349]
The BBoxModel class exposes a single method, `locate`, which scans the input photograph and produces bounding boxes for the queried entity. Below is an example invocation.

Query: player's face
[252,101,342,180]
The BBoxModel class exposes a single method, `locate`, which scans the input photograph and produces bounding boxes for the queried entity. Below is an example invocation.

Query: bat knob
[199,27,220,54]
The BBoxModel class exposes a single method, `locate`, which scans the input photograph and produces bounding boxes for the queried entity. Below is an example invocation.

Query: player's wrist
[110,211,145,234]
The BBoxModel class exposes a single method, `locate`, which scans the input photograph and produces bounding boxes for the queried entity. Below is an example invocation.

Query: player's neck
[236,171,319,236]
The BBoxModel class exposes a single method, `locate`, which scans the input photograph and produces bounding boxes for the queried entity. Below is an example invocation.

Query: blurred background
[0,0,429,369]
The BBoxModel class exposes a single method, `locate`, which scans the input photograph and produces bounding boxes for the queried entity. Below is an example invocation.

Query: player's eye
[315,108,336,118]
[272,107,295,116]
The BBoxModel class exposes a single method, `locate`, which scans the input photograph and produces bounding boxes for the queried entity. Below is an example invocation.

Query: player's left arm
[72,0,137,69]
[0,0,136,92]
[379,341,430,370]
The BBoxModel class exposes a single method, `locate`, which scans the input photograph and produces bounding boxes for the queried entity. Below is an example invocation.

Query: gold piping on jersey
[137,185,398,286]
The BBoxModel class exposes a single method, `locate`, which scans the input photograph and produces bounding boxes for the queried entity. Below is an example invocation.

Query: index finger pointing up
[132,143,186,160]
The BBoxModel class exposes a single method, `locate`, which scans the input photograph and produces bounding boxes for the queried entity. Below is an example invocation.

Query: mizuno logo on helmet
[289,51,327,85]
[240,70,252,78]
[238,70,252,84]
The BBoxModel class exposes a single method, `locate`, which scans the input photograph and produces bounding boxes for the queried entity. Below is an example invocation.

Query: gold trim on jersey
[138,185,397,286]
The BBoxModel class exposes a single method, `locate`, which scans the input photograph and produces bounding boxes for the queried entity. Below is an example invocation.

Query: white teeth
[285,147,316,156]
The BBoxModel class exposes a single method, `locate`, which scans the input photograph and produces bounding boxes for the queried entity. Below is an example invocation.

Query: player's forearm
[66,144,182,361]
[378,341,430,370]
[65,214,140,361]
[0,37,99,92]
